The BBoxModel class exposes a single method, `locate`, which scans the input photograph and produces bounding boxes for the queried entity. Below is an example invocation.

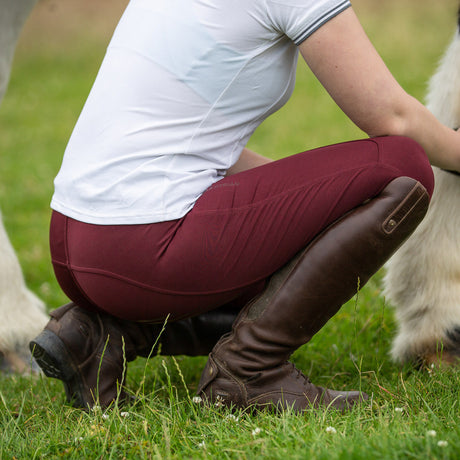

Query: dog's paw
[417,328,460,369]
[0,348,41,375]
[418,350,460,369]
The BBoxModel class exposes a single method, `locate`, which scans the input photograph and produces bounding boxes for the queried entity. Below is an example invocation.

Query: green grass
[1,0,460,458]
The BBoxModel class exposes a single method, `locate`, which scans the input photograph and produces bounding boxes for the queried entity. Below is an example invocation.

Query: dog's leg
[385,170,460,366]
[0,213,49,373]
[384,15,460,367]
[0,0,48,373]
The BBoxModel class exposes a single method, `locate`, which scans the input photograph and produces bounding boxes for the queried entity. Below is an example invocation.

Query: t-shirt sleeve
[265,0,351,45]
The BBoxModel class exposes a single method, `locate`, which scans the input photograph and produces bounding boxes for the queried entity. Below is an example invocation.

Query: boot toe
[197,355,368,413]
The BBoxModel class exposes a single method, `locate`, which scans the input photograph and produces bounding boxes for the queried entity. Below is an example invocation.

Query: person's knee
[377,136,434,197]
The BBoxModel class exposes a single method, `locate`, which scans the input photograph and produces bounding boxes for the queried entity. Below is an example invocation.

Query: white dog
[384,12,460,367]
[0,0,47,373]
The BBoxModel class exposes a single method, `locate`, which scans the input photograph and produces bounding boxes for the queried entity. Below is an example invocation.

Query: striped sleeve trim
[293,0,352,46]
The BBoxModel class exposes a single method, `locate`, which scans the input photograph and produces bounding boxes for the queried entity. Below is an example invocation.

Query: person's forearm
[226,147,273,176]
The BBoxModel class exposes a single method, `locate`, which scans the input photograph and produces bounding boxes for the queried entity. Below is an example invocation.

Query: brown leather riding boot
[30,303,238,409]
[197,177,430,412]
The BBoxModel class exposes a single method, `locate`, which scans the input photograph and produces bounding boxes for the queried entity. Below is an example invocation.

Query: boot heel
[30,330,75,380]
[29,330,87,408]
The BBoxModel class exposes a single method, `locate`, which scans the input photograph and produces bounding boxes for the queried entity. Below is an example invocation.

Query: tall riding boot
[197,177,430,412]
[30,303,238,409]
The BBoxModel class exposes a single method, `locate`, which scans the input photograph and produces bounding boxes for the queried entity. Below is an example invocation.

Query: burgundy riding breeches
[50,136,434,321]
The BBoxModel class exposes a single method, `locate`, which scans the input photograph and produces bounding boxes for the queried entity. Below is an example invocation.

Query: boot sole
[29,330,89,409]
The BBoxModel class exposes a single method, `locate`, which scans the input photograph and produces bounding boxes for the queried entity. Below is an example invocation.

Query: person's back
[53,0,335,225]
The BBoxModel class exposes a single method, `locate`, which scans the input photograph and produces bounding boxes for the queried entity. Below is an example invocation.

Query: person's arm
[298,7,460,172]
[226,147,273,176]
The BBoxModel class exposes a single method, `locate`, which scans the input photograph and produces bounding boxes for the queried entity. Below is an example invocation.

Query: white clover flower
[74,437,84,442]
[192,396,202,404]
[325,426,337,434]
[198,441,206,449]
[437,440,448,447]
[91,405,102,413]
[394,407,404,413]
[252,427,262,436]
[102,414,109,420]
[225,414,239,422]
[214,395,225,408]
[120,411,130,418]
[426,430,437,437]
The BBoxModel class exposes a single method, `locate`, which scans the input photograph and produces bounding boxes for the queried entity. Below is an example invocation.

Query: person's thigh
[52,136,433,321]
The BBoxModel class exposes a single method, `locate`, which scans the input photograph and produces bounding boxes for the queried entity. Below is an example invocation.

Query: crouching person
[31,0,460,411]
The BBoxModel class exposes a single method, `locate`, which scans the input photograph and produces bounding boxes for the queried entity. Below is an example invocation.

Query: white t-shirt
[51,0,351,225]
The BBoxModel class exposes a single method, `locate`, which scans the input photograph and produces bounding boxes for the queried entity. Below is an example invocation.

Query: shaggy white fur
[0,212,47,372]
[384,18,460,365]
[0,0,47,373]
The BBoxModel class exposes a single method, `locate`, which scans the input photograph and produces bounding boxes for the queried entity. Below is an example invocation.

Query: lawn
[0,0,459,458]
